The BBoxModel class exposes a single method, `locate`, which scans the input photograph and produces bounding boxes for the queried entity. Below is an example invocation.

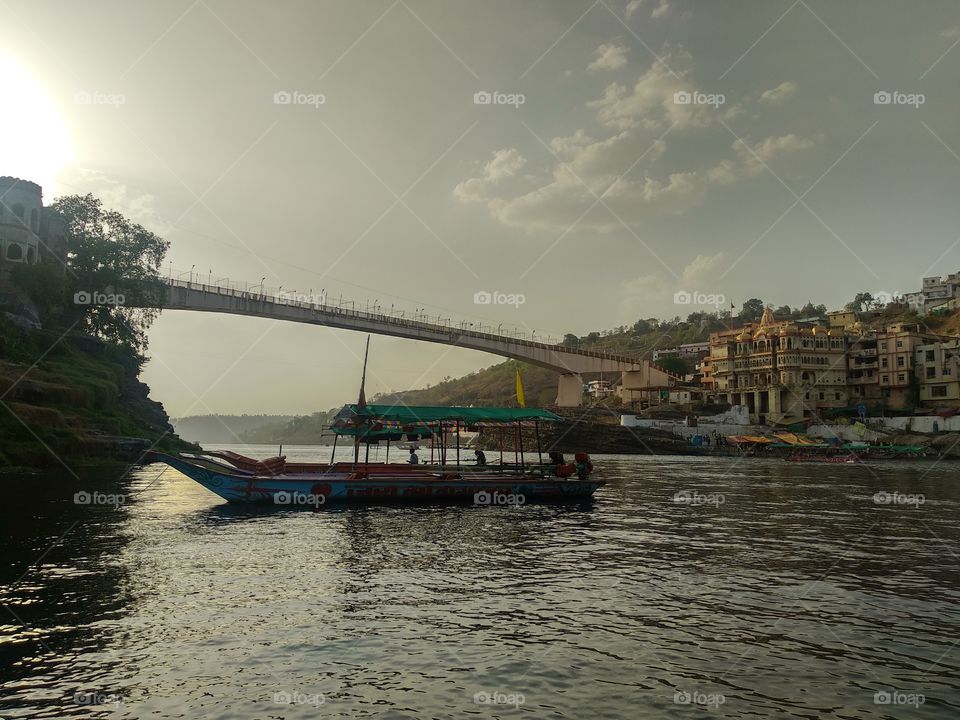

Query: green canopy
[332,403,561,430]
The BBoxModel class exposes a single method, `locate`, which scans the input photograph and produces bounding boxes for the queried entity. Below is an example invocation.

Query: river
[1,446,959,718]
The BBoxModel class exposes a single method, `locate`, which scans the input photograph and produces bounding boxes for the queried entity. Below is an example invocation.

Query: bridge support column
[556,373,584,407]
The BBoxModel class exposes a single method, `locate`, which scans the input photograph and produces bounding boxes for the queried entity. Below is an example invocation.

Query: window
[882,358,888,368]
[896,340,903,348]
[6,243,22,260]
[26,247,34,262]
[897,356,905,367]
[927,367,936,379]
[835,392,841,400]
[945,367,952,376]
[932,385,948,398]
[882,374,889,383]
[926,350,935,361]
[818,392,825,400]
[897,374,905,383]
[880,342,887,351]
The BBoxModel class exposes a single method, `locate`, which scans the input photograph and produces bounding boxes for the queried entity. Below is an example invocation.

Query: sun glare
[0,52,74,190]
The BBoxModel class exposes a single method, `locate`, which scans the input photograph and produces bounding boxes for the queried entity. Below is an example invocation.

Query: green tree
[656,355,688,376]
[562,333,579,348]
[51,194,169,366]
[740,298,765,322]
[846,292,874,312]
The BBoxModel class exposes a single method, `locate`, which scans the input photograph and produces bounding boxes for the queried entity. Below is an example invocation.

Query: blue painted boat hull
[150,453,604,505]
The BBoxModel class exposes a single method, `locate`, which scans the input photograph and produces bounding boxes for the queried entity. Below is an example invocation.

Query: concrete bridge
[148,275,678,406]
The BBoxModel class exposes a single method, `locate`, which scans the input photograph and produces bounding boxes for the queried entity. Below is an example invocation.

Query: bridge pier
[556,373,584,407]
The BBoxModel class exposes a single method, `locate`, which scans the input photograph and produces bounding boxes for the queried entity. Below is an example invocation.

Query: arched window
[30,208,38,232]
[12,203,24,219]
[7,243,23,260]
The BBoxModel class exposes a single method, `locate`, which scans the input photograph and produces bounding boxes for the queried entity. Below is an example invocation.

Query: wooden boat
[147,404,603,504]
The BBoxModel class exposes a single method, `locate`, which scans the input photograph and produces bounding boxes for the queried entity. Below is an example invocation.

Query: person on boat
[408,448,419,465]
[574,452,593,480]
[474,449,487,466]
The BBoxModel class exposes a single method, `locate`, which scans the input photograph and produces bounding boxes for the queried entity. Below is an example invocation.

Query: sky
[2,0,960,417]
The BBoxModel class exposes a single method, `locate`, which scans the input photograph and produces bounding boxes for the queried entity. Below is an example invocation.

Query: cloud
[588,44,629,71]
[455,47,816,232]
[651,0,672,19]
[626,0,671,20]
[734,133,816,176]
[58,167,174,236]
[453,149,526,203]
[760,81,798,105]
[620,252,727,320]
[586,48,715,131]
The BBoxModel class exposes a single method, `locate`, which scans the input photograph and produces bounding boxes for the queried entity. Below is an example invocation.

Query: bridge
[148,273,678,407]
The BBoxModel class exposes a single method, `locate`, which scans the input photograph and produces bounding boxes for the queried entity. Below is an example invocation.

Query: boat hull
[150,453,604,505]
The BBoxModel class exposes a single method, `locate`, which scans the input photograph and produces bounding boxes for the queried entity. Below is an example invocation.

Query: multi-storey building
[914,339,960,407]
[707,307,848,424]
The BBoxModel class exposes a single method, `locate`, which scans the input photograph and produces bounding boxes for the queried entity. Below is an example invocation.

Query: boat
[147,404,604,505]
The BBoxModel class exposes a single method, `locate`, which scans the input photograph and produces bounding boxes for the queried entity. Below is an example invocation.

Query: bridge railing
[163,274,649,368]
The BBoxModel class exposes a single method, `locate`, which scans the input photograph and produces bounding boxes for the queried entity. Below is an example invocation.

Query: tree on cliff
[21,194,169,367]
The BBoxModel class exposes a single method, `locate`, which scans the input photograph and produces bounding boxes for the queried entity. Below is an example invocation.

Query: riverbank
[0,319,196,468]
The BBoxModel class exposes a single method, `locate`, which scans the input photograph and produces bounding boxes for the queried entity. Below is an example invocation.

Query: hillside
[172,414,296,444]
[374,300,949,410]
[0,317,195,467]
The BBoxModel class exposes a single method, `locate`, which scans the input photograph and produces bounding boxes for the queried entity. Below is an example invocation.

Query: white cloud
[626,0,671,20]
[651,0,672,19]
[57,167,173,236]
[735,133,816,175]
[588,44,629,71]
[620,252,727,320]
[760,80,798,105]
[453,149,526,203]
[586,48,714,131]
[455,48,816,232]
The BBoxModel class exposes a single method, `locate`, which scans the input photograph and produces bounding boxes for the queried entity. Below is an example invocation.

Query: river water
[1,446,959,719]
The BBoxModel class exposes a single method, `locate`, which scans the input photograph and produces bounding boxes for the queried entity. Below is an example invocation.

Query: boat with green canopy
[148,403,602,505]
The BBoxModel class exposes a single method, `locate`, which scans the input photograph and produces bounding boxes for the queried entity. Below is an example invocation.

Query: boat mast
[353,335,371,468]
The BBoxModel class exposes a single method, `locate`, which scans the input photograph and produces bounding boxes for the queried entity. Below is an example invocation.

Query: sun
[0,52,74,190]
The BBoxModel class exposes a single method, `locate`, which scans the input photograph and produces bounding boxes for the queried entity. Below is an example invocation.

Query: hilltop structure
[0,176,68,283]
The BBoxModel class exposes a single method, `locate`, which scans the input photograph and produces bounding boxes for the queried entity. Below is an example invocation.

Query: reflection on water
[1,446,960,718]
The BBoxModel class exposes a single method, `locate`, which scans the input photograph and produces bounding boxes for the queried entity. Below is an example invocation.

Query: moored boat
[147,404,604,505]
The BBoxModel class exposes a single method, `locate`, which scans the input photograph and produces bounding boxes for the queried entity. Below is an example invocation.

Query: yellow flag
[515,367,526,408]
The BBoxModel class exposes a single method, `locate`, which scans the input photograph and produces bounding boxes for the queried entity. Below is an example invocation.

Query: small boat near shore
[147,404,603,505]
